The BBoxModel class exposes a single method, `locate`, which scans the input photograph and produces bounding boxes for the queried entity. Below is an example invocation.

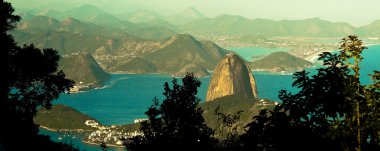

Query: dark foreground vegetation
[0,1,78,150]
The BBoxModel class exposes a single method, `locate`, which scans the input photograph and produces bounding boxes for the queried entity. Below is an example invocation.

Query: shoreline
[252,69,302,75]
[40,126,126,148]
[304,43,380,63]
[39,125,93,132]
[304,49,335,63]
[82,140,125,148]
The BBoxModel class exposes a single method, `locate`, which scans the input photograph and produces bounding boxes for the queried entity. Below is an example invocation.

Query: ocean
[43,45,380,150]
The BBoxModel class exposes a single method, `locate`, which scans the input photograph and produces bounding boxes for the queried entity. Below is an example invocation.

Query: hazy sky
[8,0,380,26]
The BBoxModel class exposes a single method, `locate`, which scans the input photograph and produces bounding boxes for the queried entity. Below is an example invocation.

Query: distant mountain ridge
[167,7,207,25]
[182,15,357,37]
[15,4,380,38]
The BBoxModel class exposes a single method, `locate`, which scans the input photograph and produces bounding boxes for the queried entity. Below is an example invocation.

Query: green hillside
[107,34,228,76]
[34,104,98,131]
[112,57,156,73]
[59,53,110,88]
[141,34,228,76]
[250,51,313,72]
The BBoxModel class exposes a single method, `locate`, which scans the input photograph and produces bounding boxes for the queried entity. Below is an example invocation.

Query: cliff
[206,53,259,102]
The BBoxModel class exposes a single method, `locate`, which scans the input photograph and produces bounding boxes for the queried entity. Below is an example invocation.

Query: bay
[55,73,294,126]
[47,45,380,150]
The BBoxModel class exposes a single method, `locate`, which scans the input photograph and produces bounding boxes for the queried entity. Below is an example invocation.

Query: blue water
[361,45,380,83]
[56,73,294,126]
[47,45,380,151]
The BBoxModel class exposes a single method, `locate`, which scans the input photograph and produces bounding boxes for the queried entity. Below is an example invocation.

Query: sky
[8,0,380,26]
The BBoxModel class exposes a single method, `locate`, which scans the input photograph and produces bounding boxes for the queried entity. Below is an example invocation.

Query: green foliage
[214,106,243,151]
[34,104,98,131]
[241,35,380,151]
[0,1,76,150]
[201,95,258,136]
[125,73,215,151]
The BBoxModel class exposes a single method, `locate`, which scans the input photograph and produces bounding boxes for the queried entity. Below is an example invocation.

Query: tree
[125,73,215,151]
[0,1,76,150]
[214,106,243,151]
[241,35,380,151]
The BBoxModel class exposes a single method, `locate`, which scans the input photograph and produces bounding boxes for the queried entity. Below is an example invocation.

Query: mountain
[116,9,180,36]
[139,34,228,76]
[250,51,313,72]
[63,4,122,26]
[15,16,132,39]
[17,12,35,20]
[13,16,228,77]
[174,63,210,77]
[111,34,228,76]
[357,20,380,36]
[119,9,165,23]
[34,104,98,131]
[59,53,110,89]
[134,18,180,33]
[114,20,179,40]
[36,9,65,19]
[112,57,156,74]
[182,15,356,37]
[12,15,162,55]
[168,7,207,25]
[206,52,259,102]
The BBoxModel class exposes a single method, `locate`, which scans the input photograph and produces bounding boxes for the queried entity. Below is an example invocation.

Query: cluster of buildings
[83,120,143,147]
[257,99,279,106]
[134,118,148,123]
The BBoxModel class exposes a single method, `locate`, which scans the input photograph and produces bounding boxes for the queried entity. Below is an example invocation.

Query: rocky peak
[206,52,259,102]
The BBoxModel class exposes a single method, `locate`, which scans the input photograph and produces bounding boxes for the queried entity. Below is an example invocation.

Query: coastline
[82,140,125,148]
[304,49,336,63]
[39,125,93,132]
[304,43,380,63]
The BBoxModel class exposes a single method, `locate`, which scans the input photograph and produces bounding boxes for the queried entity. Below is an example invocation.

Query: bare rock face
[206,52,259,102]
